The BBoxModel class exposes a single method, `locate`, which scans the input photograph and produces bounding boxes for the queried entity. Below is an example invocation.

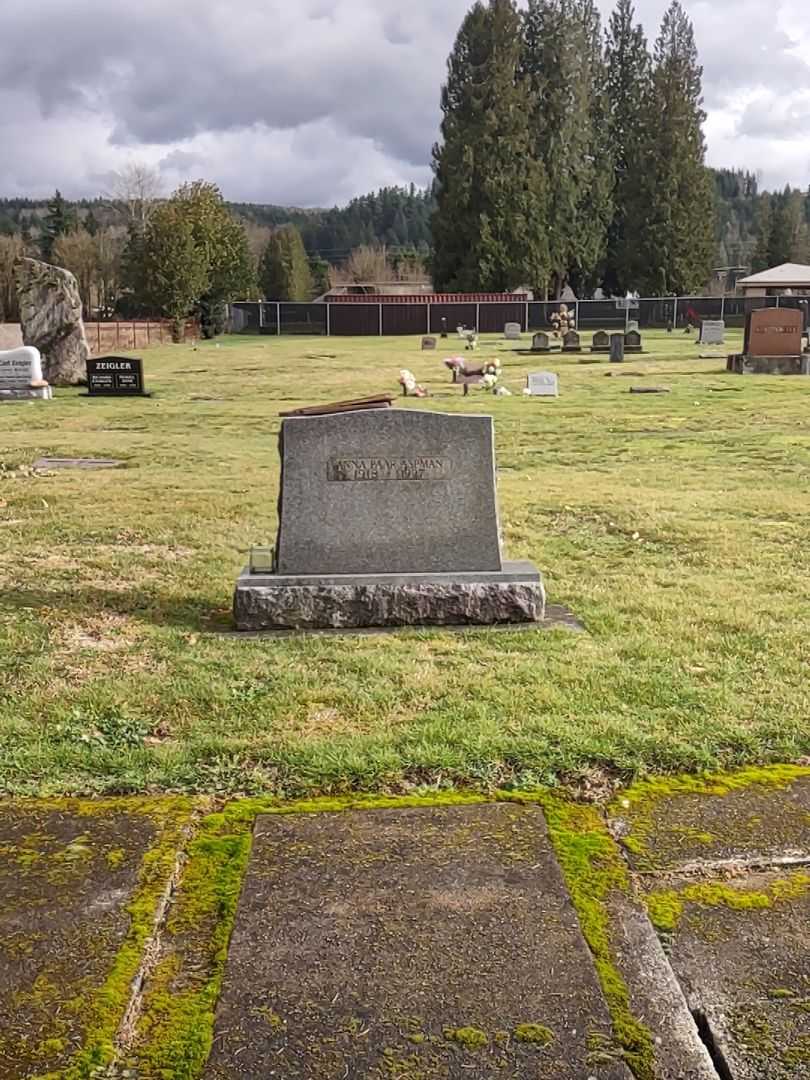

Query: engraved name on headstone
[86,356,149,396]
[0,346,52,401]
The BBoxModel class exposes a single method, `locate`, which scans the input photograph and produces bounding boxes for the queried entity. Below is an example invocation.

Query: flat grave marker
[205,804,632,1080]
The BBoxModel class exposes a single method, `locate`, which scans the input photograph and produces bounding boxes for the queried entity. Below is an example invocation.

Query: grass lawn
[2,328,809,798]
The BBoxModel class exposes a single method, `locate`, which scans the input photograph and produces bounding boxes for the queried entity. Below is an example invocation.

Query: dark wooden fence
[229,296,806,337]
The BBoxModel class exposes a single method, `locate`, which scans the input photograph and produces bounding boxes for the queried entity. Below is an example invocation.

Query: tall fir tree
[40,189,76,261]
[259,226,314,301]
[604,0,651,294]
[521,0,613,297]
[751,195,773,273]
[634,1,715,294]
[431,0,549,292]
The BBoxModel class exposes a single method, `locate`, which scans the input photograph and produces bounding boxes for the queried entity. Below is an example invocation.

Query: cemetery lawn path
[1,330,809,796]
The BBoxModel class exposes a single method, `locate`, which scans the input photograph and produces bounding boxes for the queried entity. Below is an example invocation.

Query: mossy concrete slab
[611,768,810,872]
[205,803,632,1078]
[646,868,810,1079]
[0,800,168,1079]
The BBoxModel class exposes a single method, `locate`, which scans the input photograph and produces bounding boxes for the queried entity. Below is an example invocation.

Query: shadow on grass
[4,583,233,634]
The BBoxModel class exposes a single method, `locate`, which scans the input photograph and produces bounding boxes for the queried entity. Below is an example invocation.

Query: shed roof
[737,263,810,287]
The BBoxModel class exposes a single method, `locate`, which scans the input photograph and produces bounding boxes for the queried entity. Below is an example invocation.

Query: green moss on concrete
[128,808,252,1078]
[645,872,810,933]
[612,764,810,862]
[514,1023,554,1045]
[20,797,195,1080]
[539,795,655,1080]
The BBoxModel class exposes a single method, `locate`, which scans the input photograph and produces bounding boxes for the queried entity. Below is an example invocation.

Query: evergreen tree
[634,1,715,294]
[259,226,314,300]
[40,189,76,260]
[308,254,331,297]
[604,0,651,294]
[751,195,773,273]
[521,0,612,297]
[431,0,549,292]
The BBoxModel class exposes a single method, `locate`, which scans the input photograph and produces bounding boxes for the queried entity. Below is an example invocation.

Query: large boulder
[14,258,90,386]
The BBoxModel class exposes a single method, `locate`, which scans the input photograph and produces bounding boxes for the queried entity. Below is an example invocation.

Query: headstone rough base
[0,386,53,401]
[233,561,545,631]
[727,353,806,375]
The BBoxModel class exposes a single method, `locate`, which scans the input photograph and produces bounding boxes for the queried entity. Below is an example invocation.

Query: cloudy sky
[2,0,809,206]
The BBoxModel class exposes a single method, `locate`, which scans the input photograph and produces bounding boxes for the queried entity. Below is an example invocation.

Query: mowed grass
[2,328,810,797]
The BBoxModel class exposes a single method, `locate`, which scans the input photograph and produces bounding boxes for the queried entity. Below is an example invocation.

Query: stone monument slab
[0,346,52,401]
[562,330,581,352]
[205,804,632,1080]
[85,356,150,396]
[275,410,501,575]
[527,371,559,397]
[421,336,436,351]
[233,408,544,630]
[729,308,804,374]
[610,334,625,363]
[624,329,643,353]
[591,330,610,353]
[699,319,725,345]
[503,322,522,340]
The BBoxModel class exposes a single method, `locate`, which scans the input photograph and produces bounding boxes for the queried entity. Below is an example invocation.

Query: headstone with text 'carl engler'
[85,356,151,397]
[233,407,545,630]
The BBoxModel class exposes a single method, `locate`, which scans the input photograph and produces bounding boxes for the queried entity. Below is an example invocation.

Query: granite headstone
[233,408,544,629]
[562,330,581,353]
[610,334,625,363]
[504,323,522,341]
[591,331,610,353]
[86,356,149,396]
[421,337,437,351]
[532,331,551,352]
[700,320,725,346]
[624,330,643,353]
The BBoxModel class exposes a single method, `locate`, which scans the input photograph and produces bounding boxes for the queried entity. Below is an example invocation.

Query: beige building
[737,263,810,297]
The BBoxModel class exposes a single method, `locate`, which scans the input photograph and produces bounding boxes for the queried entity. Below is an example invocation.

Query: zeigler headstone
[86,356,150,396]
[234,408,544,630]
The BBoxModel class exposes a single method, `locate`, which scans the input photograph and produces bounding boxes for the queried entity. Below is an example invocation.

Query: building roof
[737,263,810,287]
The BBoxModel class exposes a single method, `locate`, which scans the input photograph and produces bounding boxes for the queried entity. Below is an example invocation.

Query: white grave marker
[0,346,52,401]
[526,372,559,397]
[504,323,522,340]
[700,320,725,346]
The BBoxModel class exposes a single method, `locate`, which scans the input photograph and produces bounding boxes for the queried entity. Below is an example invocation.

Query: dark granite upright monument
[85,356,150,396]
[233,408,544,630]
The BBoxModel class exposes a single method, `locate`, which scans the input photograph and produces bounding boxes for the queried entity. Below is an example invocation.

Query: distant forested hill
[2,173,808,275]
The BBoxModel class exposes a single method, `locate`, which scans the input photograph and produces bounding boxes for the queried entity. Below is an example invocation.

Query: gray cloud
[0,0,808,204]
